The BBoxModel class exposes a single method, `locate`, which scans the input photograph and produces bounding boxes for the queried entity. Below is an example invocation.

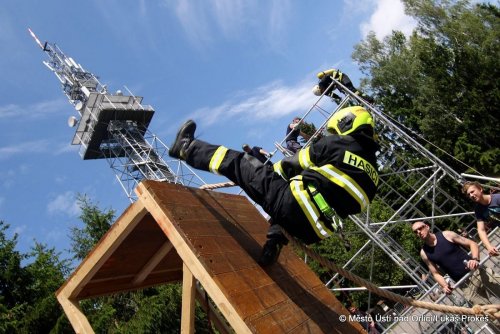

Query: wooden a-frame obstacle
[56,180,364,333]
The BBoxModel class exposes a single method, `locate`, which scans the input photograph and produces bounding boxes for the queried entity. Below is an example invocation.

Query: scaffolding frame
[269,77,499,333]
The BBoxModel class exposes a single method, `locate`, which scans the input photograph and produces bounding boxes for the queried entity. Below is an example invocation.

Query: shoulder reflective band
[290,176,333,239]
[307,184,335,219]
[298,146,314,169]
[209,146,228,175]
[310,164,368,209]
[273,160,287,180]
[343,151,379,186]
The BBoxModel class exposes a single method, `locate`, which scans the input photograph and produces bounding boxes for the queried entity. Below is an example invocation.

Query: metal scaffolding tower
[279,78,499,333]
[29,29,206,201]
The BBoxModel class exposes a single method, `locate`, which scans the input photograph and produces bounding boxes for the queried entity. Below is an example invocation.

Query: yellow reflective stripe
[209,146,228,174]
[273,161,287,180]
[311,164,368,209]
[343,151,379,186]
[298,147,314,169]
[290,177,333,239]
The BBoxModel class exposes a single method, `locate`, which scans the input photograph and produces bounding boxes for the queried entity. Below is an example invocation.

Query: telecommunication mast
[29,29,205,201]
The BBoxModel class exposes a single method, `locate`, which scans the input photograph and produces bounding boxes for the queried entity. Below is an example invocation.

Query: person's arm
[477,219,499,256]
[273,145,313,180]
[299,130,311,141]
[259,148,270,157]
[420,249,452,294]
[444,230,481,270]
[274,133,340,179]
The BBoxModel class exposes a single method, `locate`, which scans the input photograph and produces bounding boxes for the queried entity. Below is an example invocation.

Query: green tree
[0,221,28,333]
[353,0,499,175]
[0,221,72,334]
[70,194,115,261]
[18,243,71,333]
[69,196,213,333]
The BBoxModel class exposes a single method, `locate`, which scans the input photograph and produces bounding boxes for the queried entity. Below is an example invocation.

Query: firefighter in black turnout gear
[312,69,374,104]
[169,106,379,265]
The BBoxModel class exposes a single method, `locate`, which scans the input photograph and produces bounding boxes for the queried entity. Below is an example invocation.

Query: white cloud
[0,164,29,188]
[0,140,50,160]
[188,78,316,127]
[54,142,79,155]
[169,0,291,49]
[212,0,246,37]
[0,98,67,120]
[266,0,291,50]
[44,228,67,244]
[173,0,214,47]
[361,0,417,39]
[47,191,81,217]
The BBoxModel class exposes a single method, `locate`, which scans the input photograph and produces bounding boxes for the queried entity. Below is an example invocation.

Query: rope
[280,229,500,320]
[200,182,500,319]
[199,181,236,190]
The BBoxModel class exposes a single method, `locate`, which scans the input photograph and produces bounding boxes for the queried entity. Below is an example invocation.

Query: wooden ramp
[56,180,363,333]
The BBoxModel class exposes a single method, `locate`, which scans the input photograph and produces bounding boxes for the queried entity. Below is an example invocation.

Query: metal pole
[461,173,500,183]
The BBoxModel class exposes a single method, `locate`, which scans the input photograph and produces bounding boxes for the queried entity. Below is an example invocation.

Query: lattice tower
[29,29,205,201]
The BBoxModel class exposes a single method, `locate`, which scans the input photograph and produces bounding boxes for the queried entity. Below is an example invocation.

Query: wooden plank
[56,201,148,300]
[195,284,232,334]
[136,181,253,334]
[181,263,196,334]
[79,269,182,299]
[56,295,94,334]
[132,241,173,285]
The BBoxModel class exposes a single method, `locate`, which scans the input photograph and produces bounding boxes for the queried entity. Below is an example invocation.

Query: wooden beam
[195,284,232,334]
[132,241,173,286]
[136,182,253,334]
[56,201,148,300]
[57,295,94,334]
[181,263,196,334]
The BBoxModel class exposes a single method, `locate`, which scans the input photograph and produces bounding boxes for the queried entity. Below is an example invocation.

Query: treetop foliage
[353,0,499,175]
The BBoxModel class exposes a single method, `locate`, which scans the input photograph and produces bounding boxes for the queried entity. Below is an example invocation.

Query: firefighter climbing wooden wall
[56,180,364,333]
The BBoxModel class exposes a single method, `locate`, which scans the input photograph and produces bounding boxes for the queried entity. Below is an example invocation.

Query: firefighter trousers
[185,140,321,244]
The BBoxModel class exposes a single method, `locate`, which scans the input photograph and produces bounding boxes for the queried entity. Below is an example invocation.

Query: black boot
[169,120,196,160]
[258,225,289,266]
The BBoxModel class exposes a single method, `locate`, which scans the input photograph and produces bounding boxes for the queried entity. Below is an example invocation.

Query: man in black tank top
[412,221,500,306]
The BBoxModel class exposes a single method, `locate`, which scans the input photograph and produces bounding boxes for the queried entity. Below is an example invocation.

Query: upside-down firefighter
[312,68,374,104]
[169,106,380,265]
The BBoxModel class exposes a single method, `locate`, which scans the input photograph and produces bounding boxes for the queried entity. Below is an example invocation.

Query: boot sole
[169,120,196,159]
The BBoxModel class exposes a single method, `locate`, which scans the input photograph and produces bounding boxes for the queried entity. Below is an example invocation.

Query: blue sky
[0,0,416,258]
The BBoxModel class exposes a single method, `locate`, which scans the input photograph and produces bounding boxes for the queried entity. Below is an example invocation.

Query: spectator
[462,181,499,256]
[285,117,311,154]
[348,306,379,333]
[457,227,470,239]
[242,144,272,166]
[412,221,500,305]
